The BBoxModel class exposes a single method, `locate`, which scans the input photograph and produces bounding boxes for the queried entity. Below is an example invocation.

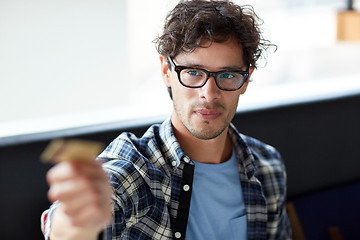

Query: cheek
[227,94,241,113]
[171,79,194,102]
[172,88,191,111]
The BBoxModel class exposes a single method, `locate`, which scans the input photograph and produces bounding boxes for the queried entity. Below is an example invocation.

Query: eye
[185,69,203,76]
[218,72,236,79]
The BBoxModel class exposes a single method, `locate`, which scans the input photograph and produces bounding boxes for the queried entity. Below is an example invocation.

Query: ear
[239,67,254,95]
[160,55,171,87]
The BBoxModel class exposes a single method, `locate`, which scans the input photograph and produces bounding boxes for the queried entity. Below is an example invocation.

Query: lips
[194,108,222,120]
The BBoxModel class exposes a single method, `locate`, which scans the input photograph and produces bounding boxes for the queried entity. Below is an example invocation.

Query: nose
[199,76,221,102]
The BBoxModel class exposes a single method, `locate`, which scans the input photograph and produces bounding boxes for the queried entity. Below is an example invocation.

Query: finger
[57,182,112,228]
[73,161,108,180]
[61,186,99,216]
[47,161,106,186]
[68,200,112,228]
[48,172,111,205]
[47,176,90,203]
[46,162,78,185]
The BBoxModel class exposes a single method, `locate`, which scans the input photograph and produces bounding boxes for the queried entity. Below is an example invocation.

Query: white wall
[0,0,128,122]
[1,0,360,138]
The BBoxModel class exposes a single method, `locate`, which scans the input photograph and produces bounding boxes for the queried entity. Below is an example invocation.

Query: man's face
[161,38,252,140]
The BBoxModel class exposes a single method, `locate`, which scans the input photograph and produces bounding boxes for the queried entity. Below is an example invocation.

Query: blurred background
[1,0,360,137]
[1,0,360,239]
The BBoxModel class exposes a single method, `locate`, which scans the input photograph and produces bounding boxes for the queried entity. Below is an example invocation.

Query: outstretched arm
[46,161,113,240]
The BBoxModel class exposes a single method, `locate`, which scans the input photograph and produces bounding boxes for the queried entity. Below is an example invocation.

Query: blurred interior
[1,0,360,239]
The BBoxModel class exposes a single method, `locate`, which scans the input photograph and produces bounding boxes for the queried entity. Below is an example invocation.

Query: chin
[188,125,226,140]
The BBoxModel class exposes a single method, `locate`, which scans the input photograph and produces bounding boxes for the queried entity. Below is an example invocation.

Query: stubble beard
[174,101,234,140]
[186,122,227,140]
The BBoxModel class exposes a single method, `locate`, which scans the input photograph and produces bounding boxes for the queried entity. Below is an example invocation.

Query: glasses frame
[168,57,250,91]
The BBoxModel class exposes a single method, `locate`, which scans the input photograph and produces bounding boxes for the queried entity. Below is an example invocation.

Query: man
[42,0,292,239]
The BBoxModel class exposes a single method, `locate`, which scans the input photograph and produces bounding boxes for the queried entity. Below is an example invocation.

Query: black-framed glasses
[168,57,250,91]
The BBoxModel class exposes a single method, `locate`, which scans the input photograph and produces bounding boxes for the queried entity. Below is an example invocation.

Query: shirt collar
[159,118,257,176]
[228,123,258,179]
[159,117,187,168]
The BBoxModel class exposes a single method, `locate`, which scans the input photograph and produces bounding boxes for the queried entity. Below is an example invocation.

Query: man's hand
[46,161,112,240]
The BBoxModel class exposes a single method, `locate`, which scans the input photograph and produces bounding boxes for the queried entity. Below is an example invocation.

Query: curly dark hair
[154,0,276,69]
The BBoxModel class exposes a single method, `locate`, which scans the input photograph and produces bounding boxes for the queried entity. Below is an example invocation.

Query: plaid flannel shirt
[42,118,291,239]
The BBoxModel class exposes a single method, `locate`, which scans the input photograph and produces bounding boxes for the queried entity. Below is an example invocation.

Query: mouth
[194,108,222,120]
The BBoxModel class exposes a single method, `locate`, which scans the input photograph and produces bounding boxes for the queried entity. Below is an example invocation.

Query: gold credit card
[41,138,105,163]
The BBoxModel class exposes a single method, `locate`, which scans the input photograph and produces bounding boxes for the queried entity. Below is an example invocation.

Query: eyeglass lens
[179,68,246,90]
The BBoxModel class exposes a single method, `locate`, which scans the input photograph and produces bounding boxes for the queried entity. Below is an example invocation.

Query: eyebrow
[188,63,247,72]
[179,61,247,71]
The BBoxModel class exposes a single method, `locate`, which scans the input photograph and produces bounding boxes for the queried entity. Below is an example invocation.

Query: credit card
[41,138,105,163]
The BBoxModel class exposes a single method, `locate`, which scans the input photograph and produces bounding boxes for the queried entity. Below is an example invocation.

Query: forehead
[176,38,245,70]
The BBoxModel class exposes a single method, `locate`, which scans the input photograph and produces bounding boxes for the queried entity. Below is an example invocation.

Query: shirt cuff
[41,201,60,240]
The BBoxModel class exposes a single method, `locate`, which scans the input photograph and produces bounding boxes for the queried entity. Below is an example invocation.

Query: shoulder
[97,124,167,207]
[229,124,286,180]
[241,134,282,162]
[239,133,287,191]
[241,134,287,199]
[98,123,162,161]
[97,123,163,185]
[97,120,176,189]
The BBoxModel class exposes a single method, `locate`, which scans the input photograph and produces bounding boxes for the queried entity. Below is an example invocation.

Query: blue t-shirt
[185,149,247,240]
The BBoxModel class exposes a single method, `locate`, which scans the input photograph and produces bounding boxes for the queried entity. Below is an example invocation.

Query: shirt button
[184,158,190,163]
[171,161,176,167]
[175,232,181,238]
[183,184,190,192]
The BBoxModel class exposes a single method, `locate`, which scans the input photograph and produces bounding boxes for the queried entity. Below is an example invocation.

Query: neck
[172,120,233,164]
